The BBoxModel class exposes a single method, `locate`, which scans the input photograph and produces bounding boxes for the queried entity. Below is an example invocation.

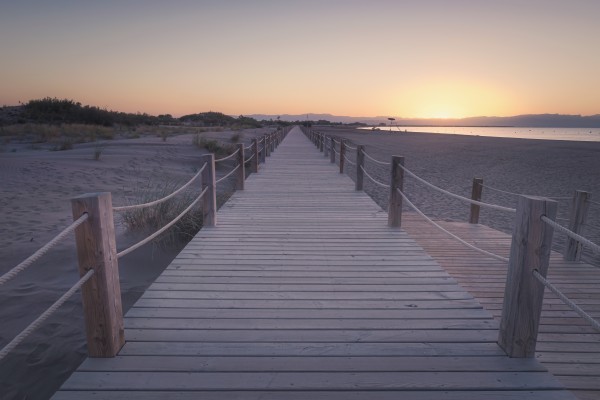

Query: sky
[1,0,600,119]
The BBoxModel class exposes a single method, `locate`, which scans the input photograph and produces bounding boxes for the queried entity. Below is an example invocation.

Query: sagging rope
[215,164,241,185]
[345,144,357,150]
[360,166,390,188]
[533,270,600,331]
[399,164,516,214]
[397,188,509,263]
[0,214,89,286]
[362,150,391,166]
[482,184,570,200]
[345,157,356,166]
[541,216,600,256]
[245,144,253,150]
[245,153,256,163]
[214,148,240,163]
[113,163,206,212]
[0,269,95,361]
[117,187,208,258]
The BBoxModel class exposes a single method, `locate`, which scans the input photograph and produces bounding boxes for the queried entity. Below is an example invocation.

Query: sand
[318,127,600,261]
[0,127,269,399]
[1,126,599,399]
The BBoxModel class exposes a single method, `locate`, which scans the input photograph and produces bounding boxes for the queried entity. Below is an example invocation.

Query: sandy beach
[0,128,269,399]
[318,127,600,258]
[1,126,600,399]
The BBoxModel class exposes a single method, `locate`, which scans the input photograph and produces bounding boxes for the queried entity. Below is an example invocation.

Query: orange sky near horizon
[1,0,599,119]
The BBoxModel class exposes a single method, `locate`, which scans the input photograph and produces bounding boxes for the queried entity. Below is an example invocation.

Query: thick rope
[482,184,569,200]
[533,270,600,331]
[541,216,600,255]
[345,144,357,150]
[0,269,95,361]
[360,166,390,188]
[398,188,510,262]
[399,164,516,214]
[362,150,391,166]
[333,139,341,145]
[345,157,356,166]
[245,153,256,163]
[113,164,206,212]
[588,199,600,207]
[214,148,240,163]
[215,164,241,184]
[117,187,207,258]
[244,144,253,150]
[0,214,89,286]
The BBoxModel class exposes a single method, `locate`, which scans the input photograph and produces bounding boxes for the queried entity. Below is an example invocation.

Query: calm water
[361,126,600,142]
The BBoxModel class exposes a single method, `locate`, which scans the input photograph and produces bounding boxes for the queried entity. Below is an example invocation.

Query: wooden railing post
[339,140,346,174]
[270,133,275,153]
[252,138,259,173]
[498,195,557,358]
[260,135,267,164]
[201,154,217,227]
[236,143,245,190]
[319,133,324,152]
[71,192,124,357]
[469,178,484,224]
[356,145,365,191]
[265,134,271,157]
[564,190,590,261]
[330,137,335,164]
[323,135,329,157]
[388,156,405,227]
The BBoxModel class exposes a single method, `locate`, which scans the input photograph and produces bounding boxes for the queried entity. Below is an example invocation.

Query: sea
[361,126,600,142]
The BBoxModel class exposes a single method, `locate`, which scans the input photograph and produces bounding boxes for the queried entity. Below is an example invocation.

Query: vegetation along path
[53,127,576,399]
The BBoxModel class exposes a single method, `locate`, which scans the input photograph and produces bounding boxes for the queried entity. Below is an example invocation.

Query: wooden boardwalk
[53,127,576,399]
[402,215,600,400]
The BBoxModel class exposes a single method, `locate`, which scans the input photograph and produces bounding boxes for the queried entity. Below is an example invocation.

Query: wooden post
[236,143,245,190]
[260,136,266,164]
[564,190,590,261]
[469,178,484,224]
[201,154,217,227]
[388,156,405,227]
[330,137,335,164]
[498,195,557,358]
[265,134,271,157]
[323,136,329,157]
[252,138,259,173]
[319,133,324,152]
[356,145,365,191]
[71,192,124,357]
[339,140,346,174]
[270,133,275,153]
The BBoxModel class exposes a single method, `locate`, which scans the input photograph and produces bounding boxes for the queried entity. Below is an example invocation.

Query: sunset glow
[1,1,599,119]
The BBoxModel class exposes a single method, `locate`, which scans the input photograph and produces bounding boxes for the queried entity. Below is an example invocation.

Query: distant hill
[248,113,600,128]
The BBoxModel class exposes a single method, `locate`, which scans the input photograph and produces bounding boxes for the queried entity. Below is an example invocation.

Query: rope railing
[113,164,206,212]
[360,166,390,188]
[216,164,241,185]
[397,188,509,262]
[117,187,208,258]
[0,269,95,361]
[588,199,600,207]
[532,270,600,331]
[541,216,600,256]
[399,164,517,214]
[363,150,391,166]
[481,183,570,200]
[214,148,240,163]
[0,214,89,286]
[345,143,357,151]
[245,153,256,163]
[244,143,254,150]
[344,157,356,166]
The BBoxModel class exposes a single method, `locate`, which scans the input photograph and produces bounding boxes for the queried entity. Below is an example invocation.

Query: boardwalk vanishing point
[53,127,577,399]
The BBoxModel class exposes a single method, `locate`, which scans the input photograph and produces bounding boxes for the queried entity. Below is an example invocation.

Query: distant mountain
[247,113,600,128]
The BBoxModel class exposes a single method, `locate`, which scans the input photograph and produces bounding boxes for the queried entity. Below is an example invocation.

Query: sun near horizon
[1,1,600,120]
